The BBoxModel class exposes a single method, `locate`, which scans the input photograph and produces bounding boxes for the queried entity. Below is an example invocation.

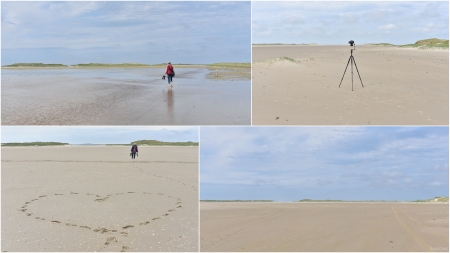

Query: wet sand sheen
[201,202,449,252]
[2,146,198,252]
[2,68,250,125]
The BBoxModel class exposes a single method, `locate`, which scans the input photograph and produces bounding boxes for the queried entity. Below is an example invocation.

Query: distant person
[130,143,138,160]
[165,62,175,87]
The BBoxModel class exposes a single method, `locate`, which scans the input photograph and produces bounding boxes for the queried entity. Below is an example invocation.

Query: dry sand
[201,202,449,252]
[2,146,198,252]
[252,45,449,125]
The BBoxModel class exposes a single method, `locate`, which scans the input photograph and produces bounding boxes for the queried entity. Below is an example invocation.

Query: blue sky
[253,1,449,45]
[200,127,449,201]
[1,1,250,65]
[1,126,198,144]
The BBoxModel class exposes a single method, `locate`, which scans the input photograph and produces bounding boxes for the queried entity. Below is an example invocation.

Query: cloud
[378,24,396,30]
[200,127,449,201]
[252,1,448,45]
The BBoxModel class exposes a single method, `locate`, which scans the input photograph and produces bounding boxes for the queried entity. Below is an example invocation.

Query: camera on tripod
[339,40,364,91]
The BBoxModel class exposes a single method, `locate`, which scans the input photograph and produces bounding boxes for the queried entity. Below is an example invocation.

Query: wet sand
[252,45,449,125]
[2,68,250,125]
[201,202,449,252]
[2,146,198,252]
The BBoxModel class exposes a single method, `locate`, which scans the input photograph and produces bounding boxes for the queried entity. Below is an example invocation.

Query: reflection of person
[165,62,175,87]
[130,143,138,160]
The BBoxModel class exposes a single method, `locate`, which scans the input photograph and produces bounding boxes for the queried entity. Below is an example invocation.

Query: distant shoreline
[1,62,250,69]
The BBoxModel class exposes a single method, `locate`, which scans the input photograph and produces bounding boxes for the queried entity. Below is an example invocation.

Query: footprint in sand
[139,221,150,225]
[121,246,130,252]
[38,195,47,198]
[79,226,91,229]
[55,194,63,195]
[105,237,118,245]
[122,225,134,229]
[26,213,33,216]
[51,220,61,223]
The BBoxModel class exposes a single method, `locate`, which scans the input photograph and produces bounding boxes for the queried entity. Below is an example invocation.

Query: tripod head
[349,40,356,50]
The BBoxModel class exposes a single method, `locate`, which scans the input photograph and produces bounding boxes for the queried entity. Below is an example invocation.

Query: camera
[349,40,355,46]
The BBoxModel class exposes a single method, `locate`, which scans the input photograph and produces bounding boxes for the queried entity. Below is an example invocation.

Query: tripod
[339,48,364,91]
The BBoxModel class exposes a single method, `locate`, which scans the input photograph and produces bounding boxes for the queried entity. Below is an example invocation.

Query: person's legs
[167,75,172,85]
[132,152,136,159]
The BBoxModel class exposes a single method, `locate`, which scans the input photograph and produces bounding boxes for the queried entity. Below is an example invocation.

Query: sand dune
[201,202,449,252]
[2,146,198,252]
[252,45,449,125]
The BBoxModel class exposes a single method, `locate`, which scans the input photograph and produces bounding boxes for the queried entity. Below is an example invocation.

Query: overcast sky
[1,1,250,65]
[2,126,198,144]
[200,127,449,201]
[252,1,449,45]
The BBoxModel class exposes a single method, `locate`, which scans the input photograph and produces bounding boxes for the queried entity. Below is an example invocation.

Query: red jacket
[166,65,174,75]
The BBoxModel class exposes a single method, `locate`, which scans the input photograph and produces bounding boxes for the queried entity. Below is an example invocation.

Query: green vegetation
[201,200,274,202]
[368,43,396,46]
[130,140,198,146]
[207,62,251,68]
[412,196,449,203]
[2,142,69,146]
[74,63,151,67]
[280,57,296,62]
[401,38,449,49]
[3,63,67,67]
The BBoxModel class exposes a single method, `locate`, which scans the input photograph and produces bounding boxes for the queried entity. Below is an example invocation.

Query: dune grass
[401,38,449,49]
[129,140,198,146]
[2,142,69,146]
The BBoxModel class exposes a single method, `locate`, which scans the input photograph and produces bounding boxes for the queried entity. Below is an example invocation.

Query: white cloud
[378,24,396,30]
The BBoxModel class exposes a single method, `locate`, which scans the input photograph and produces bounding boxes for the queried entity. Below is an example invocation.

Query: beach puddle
[2,68,250,125]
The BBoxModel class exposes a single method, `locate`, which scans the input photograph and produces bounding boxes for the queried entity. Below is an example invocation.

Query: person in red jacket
[130,143,138,161]
[165,62,175,87]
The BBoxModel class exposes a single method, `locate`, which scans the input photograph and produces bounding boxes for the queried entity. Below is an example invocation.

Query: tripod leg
[352,56,364,88]
[351,57,354,91]
[339,57,352,88]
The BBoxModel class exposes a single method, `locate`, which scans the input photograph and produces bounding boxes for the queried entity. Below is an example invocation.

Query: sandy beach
[201,202,449,252]
[1,68,250,125]
[252,45,449,125]
[2,146,198,252]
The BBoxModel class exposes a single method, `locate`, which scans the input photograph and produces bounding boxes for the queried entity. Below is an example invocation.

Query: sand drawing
[3,146,199,251]
[20,191,183,231]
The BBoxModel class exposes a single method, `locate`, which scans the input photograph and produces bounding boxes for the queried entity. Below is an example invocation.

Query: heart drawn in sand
[20,191,183,235]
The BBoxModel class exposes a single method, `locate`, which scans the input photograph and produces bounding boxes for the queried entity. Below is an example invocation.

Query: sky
[1,1,251,65]
[200,127,449,201]
[1,126,198,144]
[252,1,449,45]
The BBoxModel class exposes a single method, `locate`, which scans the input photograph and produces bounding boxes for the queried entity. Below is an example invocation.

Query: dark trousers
[131,152,136,159]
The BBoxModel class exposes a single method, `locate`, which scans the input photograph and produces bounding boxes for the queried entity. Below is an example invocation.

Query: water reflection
[166,88,174,124]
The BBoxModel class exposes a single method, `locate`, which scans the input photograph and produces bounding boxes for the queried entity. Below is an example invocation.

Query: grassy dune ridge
[2,142,69,146]
[2,140,198,147]
[2,62,251,68]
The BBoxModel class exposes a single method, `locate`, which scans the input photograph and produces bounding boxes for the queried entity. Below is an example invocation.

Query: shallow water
[2,68,250,125]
